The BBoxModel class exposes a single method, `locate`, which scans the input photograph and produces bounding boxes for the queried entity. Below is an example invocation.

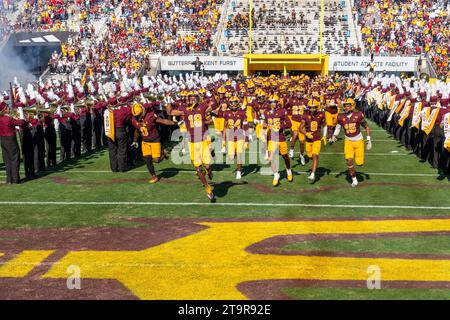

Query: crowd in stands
[0,0,17,42]
[228,7,308,30]
[355,0,449,78]
[46,0,225,80]
[12,0,117,32]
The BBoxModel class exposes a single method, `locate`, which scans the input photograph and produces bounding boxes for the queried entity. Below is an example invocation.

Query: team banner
[420,107,439,135]
[398,100,412,127]
[160,56,244,71]
[411,102,423,128]
[444,113,450,152]
[329,55,417,72]
[104,109,115,142]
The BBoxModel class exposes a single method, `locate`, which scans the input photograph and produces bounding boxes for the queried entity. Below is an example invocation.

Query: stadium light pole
[249,0,253,62]
[320,0,324,56]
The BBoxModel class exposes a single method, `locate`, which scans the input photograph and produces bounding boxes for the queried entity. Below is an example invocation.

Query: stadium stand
[355,0,449,78]
[218,0,361,55]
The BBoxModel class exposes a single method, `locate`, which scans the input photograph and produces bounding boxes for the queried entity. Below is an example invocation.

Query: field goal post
[246,0,328,76]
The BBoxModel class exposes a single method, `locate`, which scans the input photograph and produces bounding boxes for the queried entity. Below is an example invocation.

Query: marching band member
[0,98,26,184]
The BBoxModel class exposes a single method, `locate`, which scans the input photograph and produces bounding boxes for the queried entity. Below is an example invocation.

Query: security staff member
[0,103,26,184]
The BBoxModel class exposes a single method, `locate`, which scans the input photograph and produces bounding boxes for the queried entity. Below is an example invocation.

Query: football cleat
[307,172,315,182]
[236,171,242,180]
[149,176,159,184]
[205,185,215,201]
[288,149,294,159]
[181,148,186,155]
[287,169,293,182]
[351,177,358,188]
[221,146,226,153]
[273,172,280,187]
[299,154,306,166]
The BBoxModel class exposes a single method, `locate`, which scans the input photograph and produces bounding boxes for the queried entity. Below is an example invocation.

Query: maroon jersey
[216,100,229,118]
[301,111,325,142]
[113,106,131,128]
[0,115,26,137]
[337,111,365,138]
[43,115,56,127]
[132,111,160,142]
[263,107,291,142]
[325,94,341,114]
[245,94,256,106]
[285,97,308,122]
[223,109,248,142]
[178,103,210,143]
[253,101,269,119]
[206,96,220,111]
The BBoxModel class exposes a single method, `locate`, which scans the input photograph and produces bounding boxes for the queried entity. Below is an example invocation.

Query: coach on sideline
[0,99,26,184]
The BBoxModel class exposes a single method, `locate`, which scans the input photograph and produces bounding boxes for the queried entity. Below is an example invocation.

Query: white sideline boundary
[0,171,441,177]
[0,201,449,210]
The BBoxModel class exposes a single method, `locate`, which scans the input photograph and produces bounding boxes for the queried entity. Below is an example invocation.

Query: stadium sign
[160,56,244,71]
[329,55,417,72]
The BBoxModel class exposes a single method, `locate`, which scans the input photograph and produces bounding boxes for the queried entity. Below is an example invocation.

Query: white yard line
[0,201,448,210]
[0,171,441,177]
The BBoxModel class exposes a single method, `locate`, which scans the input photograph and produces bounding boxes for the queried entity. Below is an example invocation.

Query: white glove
[366,136,372,150]
[177,120,185,126]
[330,135,338,143]
[248,134,253,142]
[131,142,139,149]
[253,119,259,124]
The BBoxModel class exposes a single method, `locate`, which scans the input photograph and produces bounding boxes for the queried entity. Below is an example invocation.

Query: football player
[286,86,308,165]
[223,95,248,179]
[131,102,176,184]
[325,84,341,141]
[331,98,372,187]
[300,99,326,182]
[253,89,270,159]
[170,91,216,201]
[213,86,227,138]
[262,94,293,186]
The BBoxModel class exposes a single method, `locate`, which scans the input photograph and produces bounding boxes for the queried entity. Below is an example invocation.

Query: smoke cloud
[0,43,37,92]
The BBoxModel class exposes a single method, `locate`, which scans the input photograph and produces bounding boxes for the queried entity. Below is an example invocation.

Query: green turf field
[1,119,450,300]
[0,119,449,229]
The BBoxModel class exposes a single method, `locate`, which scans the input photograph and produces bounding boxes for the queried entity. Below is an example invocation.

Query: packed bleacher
[0,0,17,42]
[12,0,116,32]
[221,0,360,55]
[45,0,226,80]
[355,0,449,78]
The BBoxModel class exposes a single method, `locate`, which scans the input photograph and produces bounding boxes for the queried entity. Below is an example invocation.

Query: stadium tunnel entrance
[243,54,329,77]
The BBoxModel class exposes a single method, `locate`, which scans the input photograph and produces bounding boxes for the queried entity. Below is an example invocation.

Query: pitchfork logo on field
[1,218,449,299]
